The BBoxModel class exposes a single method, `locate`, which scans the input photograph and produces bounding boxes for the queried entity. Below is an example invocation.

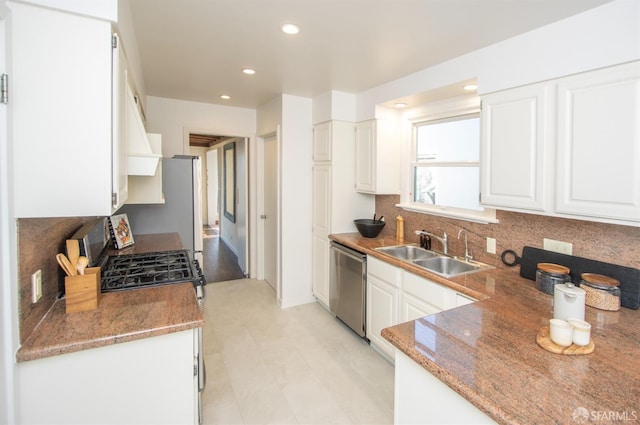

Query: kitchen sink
[375,245,439,261]
[375,244,493,278]
[413,256,489,278]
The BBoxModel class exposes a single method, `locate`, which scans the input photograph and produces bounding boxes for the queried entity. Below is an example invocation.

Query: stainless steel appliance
[117,155,204,264]
[330,241,367,339]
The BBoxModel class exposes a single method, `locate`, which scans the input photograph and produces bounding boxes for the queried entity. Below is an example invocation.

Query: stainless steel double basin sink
[374,245,493,278]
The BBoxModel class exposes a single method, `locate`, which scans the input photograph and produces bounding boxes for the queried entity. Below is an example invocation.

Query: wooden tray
[536,326,594,355]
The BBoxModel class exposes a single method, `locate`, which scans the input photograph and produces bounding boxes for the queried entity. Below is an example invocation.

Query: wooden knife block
[65,267,101,313]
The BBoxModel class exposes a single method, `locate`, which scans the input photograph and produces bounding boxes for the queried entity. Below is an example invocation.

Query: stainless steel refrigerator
[118,155,204,263]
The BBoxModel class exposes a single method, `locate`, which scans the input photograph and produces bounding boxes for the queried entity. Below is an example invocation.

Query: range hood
[128,133,161,176]
[126,86,161,176]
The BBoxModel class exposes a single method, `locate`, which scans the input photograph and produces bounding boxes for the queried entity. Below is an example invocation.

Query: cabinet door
[480,83,552,211]
[556,62,640,223]
[112,33,128,211]
[312,165,331,231]
[11,3,113,217]
[312,235,330,307]
[355,120,375,193]
[313,122,332,162]
[366,274,399,361]
[400,291,441,322]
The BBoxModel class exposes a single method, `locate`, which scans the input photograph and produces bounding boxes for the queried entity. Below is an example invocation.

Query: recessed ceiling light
[242,68,256,75]
[394,103,407,109]
[281,23,301,35]
[220,95,230,100]
[462,84,478,91]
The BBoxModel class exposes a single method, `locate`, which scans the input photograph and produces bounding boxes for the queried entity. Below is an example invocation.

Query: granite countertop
[331,233,640,425]
[17,233,204,362]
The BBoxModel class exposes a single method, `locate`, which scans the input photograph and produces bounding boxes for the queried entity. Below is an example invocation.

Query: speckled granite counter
[331,233,640,425]
[17,233,204,362]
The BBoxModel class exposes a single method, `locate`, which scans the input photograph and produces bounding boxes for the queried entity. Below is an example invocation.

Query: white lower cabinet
[367,256,476,363]
[394,350,496,424]
[367,272,400,361]
[18,330,198,425]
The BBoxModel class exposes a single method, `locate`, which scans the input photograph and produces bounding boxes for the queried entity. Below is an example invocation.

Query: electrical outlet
[486,237,497,254]
[31,270,43,303]
[543,238,573,255]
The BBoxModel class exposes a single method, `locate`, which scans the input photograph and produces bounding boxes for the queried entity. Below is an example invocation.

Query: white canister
[549,319,573,347]
[567,318,592,346]
[553,282,586,321]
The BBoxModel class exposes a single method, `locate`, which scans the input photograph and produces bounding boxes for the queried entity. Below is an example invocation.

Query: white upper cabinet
[481,61,640,226]
[480,83,552,211]
[9,2,126,217]
[555,62,640,223]
[355,119,399,194]
[312,121,332,162]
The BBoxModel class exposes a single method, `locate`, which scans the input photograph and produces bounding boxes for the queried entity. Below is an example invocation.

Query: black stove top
[101,250,205,292]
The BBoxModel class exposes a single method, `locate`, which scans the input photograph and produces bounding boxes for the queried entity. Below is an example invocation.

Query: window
[397,98,497,224]
[413,113,481,211]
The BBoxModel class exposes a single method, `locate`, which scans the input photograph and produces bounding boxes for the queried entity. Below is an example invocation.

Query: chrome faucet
[457,229,473,262]
[415,230,448,255]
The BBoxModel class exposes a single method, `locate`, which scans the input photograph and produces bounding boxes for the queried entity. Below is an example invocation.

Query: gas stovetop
[101,250,205,292]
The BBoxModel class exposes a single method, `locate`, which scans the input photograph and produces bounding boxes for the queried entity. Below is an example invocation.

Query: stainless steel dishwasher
[329,241,367,339]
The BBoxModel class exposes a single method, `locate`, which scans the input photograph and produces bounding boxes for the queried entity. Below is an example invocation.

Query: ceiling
[129,0,613,110]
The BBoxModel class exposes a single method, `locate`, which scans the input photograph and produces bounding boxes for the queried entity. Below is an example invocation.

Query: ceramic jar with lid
[580,273,621,311]
[536,263,571,295]
[554,282,586,321]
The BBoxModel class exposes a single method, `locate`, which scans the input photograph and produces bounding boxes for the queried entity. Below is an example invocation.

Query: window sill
[396,203,499,224]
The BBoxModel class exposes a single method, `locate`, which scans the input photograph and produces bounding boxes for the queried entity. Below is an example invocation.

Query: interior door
[263,135,278,290]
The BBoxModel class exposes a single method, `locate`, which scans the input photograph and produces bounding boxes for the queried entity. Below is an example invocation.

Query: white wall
[256,94,315,308]
[188,145,209,226]
[356,0,640,120]
[312,90,357,124]
[145,96,256,274]
[280,94,314,308]
[146,96,256,157]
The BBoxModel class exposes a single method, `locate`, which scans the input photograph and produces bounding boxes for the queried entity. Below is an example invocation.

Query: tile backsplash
[375,195,640,272]
[17,217,99,343]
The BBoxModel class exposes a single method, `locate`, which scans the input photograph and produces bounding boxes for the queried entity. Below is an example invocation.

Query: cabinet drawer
[402,271,449,310]
[368,257,400,286]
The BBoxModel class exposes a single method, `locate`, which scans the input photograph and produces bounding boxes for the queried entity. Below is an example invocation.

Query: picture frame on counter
[109,213,135,249]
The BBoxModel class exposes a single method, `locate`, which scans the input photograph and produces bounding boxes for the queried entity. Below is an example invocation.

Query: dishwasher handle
[330,241,366,262]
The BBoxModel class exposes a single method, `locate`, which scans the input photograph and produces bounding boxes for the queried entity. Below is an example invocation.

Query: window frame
[397,95,498,224]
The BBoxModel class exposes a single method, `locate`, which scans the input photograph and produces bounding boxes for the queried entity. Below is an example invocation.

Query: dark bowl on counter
[354,219,385,238]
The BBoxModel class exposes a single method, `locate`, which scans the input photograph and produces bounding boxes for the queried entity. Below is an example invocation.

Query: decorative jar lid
[538,262,570,275]
[581,273,620,287]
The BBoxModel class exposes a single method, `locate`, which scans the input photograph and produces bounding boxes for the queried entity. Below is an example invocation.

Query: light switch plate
[486,237,496,254]
[543,238,573,255]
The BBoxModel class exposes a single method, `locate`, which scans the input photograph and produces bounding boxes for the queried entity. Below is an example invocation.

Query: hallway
[202,225,245,283]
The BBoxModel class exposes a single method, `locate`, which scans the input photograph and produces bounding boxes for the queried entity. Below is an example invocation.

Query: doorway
[187,132,247,283]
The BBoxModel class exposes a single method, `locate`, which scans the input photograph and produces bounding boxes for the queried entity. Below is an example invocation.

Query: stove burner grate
[101,250,203,292]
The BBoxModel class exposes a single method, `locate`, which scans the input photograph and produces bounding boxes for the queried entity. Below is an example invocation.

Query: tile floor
[201,279,395,425]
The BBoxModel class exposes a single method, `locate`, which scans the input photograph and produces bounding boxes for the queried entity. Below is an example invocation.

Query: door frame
[256,129,281,302]
[183,127,253,277]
